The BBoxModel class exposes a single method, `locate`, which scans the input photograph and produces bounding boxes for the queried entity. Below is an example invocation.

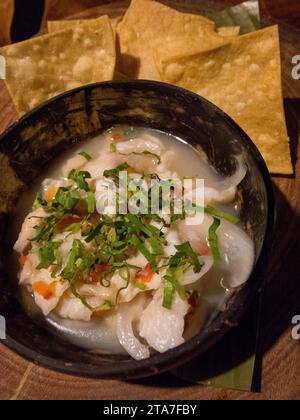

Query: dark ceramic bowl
[0,81,275,379]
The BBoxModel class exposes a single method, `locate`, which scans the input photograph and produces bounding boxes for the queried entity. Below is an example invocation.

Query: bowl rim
[0,80,275,380]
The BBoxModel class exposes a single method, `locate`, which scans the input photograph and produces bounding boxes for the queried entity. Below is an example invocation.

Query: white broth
[12,127,254,360]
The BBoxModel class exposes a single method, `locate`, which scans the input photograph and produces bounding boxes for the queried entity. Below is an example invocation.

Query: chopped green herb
[29,159,241,314]
[87,191,96,214]
[148,236,164,256]
[110,142,117,153]
[135,282,147,291]
[163,277,175,309]
[37,243,55,270]
[103,162,130,179]
[32,192,47,210]
[64,222,82,235]
[130,235,158,272]
[119,150,161,164]
[31,215,57,242]
[61,239,84,280]
[53,187,80,212]
[107,227,117,243]
[78,151,92,161]
[94,300,113,312]
[83,222,103,243]
[205,205,240,224]
[116,267,131,303]
[208,217,221,263]
[68,170,91,192]
[175,242,202,273]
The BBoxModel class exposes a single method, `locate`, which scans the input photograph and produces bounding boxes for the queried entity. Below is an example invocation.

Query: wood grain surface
[0,0,299,400]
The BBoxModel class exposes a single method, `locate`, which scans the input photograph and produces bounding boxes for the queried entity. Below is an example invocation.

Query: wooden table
[0,0,299,400]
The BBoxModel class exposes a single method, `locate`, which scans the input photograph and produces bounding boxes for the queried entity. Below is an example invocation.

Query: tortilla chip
[157,26,292,175]
[217,26,240,37]
[118,0,217,80]
[0,15,116,116]
[153,36,232,78]
[48,16,121,33]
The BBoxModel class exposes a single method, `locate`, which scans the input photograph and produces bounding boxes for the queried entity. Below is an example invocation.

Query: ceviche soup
[13,127,254,360]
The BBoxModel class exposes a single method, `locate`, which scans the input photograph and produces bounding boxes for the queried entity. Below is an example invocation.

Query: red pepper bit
[137,263,154,284]
[111,133,122,142]
[198,244,212,257]
[86,262,109,284]
[188,292,198,308]
[32,281,58,300]
[19,255,27,267]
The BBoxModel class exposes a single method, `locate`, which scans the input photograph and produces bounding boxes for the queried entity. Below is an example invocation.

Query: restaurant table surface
[0,0,299,400]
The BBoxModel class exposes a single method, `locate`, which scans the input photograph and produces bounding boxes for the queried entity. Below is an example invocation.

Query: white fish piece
[177,214,255,289]
[182,256,214,286]
[14,207,46,254]
[218,220,255,288]
[176,213,211,255]
[206,156,247,205]
[83,151,120,179]
[56,296,92,322]
[31,270,69,316]
[127,252,148,268]
[164,228,181,257]
[111,270,160,303]
[139,288,189,353]
[62,155,88,177]
[116,134,164,155]
[19,259,35,285]
[19,252,42,285]
[184,156,246,206]
[46,312,126,355]
[116,135,165,174]
[203,186,237,206]
[126,254,162,291]
[117,296,150,360]
[216,156,247,192]
[79,269,161,306]
[41,178,72,198]
[184,180,236,207]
